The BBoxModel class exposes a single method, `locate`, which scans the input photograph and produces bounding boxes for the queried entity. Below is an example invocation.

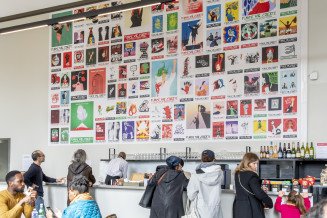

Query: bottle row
[260,141,314,159]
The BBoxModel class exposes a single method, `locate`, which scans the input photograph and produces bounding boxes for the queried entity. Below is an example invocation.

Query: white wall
[0,0,325,180]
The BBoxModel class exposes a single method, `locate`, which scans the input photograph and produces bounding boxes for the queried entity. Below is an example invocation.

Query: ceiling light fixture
[0,0,172,35]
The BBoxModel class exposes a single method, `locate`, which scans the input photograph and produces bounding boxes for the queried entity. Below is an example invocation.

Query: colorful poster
[89,68,106,95]
[152,15,163,33]
[186,102,211,129]
[223,25,239,43]
[181,20,203,53]
[242,0,276,16]
[151,59,177,97]
[253,120,267,134]
[283,118,297,133]
[279,16,297,36]
[70,101,94,131]
[280,69,297,93]
[262,72,278,94]
[182,0,203,15]
[241,22,258,41]
[262,46,278,63]
[71,70,87,92]
[96,123,105,141]
[283,96,297,114]
[225,1,239,22]
[207,4,221,24]
[280,0,297,9]
[122,121,135,141]
[136,120,149,140]
[244,73,260,95]
[260,19,277,38]
[51,11,73,47]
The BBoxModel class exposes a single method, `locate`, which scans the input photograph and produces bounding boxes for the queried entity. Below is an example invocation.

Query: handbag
[182,198,198,218]
[139,172,167,209]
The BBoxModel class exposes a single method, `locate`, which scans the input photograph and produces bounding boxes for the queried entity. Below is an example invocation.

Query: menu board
[49,0,304,145]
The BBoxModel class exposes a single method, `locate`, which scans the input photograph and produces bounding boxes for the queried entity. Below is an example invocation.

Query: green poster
[51,11,73,47]
[71,101,94,131]
[167,12,178,31]
[60,128,69,142]
[86,48,97,65]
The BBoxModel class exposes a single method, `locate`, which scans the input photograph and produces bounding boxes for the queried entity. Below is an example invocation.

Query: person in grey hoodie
[187,150,224,218]
[67,149,96,206]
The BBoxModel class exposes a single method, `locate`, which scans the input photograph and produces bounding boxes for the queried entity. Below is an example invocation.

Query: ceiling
[0,0,81,18]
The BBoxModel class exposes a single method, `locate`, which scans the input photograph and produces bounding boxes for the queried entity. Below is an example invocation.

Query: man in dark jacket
[150,156,189,218]
[67,149,96,205]
[24,150,65,212]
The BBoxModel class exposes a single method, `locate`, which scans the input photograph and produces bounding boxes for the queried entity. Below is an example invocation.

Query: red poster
[89,68,106,95]
[283,96,297,114]
[240,100,252,116]
[136,120,149,139]
[283,118,297,133]
[212,122,224,139]
[96,123,105,140]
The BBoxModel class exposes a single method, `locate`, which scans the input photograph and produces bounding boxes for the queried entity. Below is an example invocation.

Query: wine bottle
[291,142,296,158]
[266,146,270,159]
[269,141,273,159]
[274,144,278,159]
[278,143,283,159]
[260,146,263,158]
[283,143,287,159]
[296,142,301,158]
[263,146,266,159]
[305,142,310,159]
[300,142,305,159]
[310,142,314,159]
[287,143,292,159]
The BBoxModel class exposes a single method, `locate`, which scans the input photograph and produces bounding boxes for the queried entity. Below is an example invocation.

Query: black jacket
[233,171,273,218]
[150,166,189,218]
[67,162,96,205]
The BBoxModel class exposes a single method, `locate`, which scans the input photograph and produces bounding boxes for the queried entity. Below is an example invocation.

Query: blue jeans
[35,196,45,213]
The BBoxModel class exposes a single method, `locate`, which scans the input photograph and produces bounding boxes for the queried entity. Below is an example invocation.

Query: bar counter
[0,182,313,218]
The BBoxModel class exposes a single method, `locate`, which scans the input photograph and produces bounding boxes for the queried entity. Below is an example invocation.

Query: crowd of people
[1,149,327,218]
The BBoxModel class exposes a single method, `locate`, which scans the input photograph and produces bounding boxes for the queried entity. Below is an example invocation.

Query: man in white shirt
[105,152,128,185]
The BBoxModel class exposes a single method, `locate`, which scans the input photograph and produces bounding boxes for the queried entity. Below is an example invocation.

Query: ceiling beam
[0,0,111,23]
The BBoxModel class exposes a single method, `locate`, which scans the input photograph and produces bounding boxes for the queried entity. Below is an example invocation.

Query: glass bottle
[296,142,301,158]
[278,143,283,159]
[305,142,310,159]
[300,142,305,159]
[291,142,296,158]
[310,142,314,159]
[282,143,287,159]
[287,143,292,159]
[266,146,270,159]
[262,146,266,159]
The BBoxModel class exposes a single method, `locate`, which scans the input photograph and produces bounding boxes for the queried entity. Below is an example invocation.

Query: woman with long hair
[233,152,273,218]
[275,190,311,217]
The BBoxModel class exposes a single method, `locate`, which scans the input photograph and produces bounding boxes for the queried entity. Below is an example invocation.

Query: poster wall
[49,0,304,145]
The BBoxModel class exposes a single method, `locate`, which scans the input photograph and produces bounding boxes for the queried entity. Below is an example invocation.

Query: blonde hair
[233,152,259,174]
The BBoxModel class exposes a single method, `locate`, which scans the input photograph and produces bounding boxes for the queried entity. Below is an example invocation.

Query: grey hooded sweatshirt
[187,163,224,218]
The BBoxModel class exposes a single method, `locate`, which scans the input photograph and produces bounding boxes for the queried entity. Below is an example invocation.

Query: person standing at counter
[150,156,189,218]
[23,150,65,212]
[67,149,96,206]
[105,152,128,185]
[187,150,224,218]
[233,152,273,218]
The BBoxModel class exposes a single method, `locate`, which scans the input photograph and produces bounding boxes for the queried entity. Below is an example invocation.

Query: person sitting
[46,175,101,218]
[187,150,224,218]
[0,170,37,218]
